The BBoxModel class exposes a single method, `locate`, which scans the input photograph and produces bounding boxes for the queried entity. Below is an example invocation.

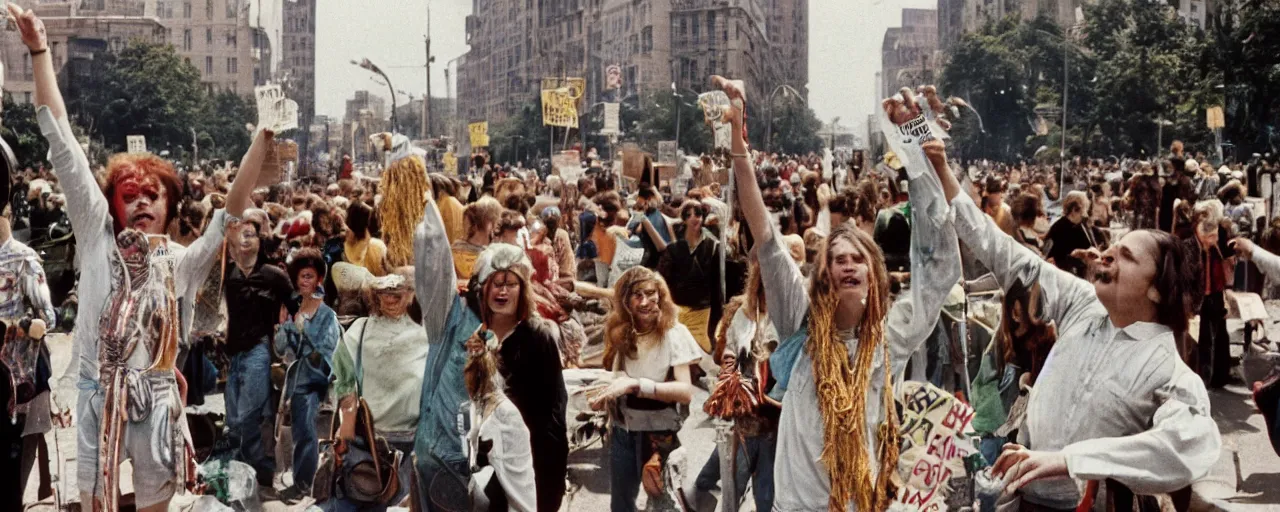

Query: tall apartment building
[128,0,261,94]
[458,0,802,137]
[881,8,938,99]
[343,90,388,162]
[280,0,315,160]
[2,2,168,102]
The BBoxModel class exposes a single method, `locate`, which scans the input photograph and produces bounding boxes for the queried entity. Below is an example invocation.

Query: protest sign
[552,150,583,184]
[621,144,647,182]
[542,88,579,128]
[127,135,147,154]
[698,91,731,124]
[713,122,731,150]
[443,152,458,176]
[605,64,622,90]
[602,103,621,135]
[657,141,678,166]
[254,84,300,133]
[468,121,490,147]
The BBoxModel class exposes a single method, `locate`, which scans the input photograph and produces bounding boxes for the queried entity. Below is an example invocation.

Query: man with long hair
[12,5,272,510]
[715,77,962,510]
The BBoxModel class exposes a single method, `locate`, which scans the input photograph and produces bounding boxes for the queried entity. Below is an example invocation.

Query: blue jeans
[693,432,776,512]
[225,342,275,482]
[291,385,323,491]
[610,426,679,512]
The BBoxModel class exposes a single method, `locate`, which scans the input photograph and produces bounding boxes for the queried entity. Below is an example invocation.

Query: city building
[1,2,168,102]
[280,0,316,161]
[881,8,938,100]
[343,90,388,162]
[133,0,263,94]
[457,0,805,152]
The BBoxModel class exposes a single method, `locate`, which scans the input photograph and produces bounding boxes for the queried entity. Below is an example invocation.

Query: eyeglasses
[488,281,521,292]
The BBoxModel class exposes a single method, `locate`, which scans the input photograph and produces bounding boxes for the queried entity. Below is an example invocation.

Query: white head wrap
[473,243,532,285]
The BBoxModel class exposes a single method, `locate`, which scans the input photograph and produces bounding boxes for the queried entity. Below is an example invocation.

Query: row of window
[157,0,239,20]
[183,55,238,75]
[181,28,238,51]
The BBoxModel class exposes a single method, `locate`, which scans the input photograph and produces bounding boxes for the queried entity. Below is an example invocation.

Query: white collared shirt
[952,192,1221,508]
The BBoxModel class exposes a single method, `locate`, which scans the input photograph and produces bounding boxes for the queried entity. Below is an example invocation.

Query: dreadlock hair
[603,266,679,369]
[806,221,897,512]
[377,155,432,268]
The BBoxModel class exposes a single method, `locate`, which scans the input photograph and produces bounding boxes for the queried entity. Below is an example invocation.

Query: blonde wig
[806,222,898,511]
[378,154,432,268]
[604,266,679,369]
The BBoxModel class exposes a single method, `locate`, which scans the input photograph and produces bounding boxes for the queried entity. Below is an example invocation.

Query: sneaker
[278,484,310,504]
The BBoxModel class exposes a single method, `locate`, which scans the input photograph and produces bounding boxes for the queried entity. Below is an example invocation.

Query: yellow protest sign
[468,121,489,147]
[443,152,458,176]
[542,88,579,128]
[1206,106,1224,130]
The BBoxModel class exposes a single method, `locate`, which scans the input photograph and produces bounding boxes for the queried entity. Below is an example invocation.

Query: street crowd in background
[1,5,1280,512]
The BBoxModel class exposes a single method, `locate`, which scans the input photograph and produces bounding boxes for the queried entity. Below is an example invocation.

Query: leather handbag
[314,319,404,505]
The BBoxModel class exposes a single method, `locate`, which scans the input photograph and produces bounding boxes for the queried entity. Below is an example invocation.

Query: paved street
[20,320,1280,511]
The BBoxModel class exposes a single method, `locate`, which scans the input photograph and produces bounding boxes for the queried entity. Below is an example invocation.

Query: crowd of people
[1,5,1279,512]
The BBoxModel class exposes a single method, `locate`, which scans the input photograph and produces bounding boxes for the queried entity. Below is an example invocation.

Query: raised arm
[1231,237,1280,282]
[224,130,274,219]
[18,4,108,240]
[712,76,808,340]
[415,194,457,344]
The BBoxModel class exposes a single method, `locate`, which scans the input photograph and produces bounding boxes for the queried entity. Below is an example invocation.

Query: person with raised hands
[919,82,1221,506]
[713,75,962,511]
[9,3,277,509]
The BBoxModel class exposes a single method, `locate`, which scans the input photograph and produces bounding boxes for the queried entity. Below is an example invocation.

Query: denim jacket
[274,301,341,392]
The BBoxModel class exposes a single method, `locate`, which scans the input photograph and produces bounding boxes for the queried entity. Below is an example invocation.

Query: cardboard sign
[602,103,621,135]
[276,140,299,162]
[605,64,622,90]
[126,135,147,154]
[657,140,677,166]
[893,381,983,511]
[468,121,490,148]
[254,84,300,133]
[621,143,647,182]
[542,88,579,128]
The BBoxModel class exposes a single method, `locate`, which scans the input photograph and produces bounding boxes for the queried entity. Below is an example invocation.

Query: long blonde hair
[604,266,679,369]
[807,222,897,511]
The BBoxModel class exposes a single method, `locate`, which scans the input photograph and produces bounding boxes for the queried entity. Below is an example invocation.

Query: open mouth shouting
[839,275,863,289]
[129,212,155,229]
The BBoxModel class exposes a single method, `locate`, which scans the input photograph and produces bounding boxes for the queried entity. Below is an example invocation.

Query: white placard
[713,122,730,150]
[602,103,620,135]
[657,140,678,166]
[126,135,147,154]
[878,94,949,179]
[254,84,300,133]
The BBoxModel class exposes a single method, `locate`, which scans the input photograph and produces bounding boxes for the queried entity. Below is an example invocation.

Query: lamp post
[353,58,399,134]
[765,84,804,153]
[830,117,841,150]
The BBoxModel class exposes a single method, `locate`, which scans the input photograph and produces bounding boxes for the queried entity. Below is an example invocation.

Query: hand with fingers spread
[710,75,746,127]
[882,85,961,200]
[7,3,47,53]
[992,444,1069,496]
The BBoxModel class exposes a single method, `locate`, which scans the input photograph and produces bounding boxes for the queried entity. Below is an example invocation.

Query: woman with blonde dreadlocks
[376,134,432,268]
[714,76,962,511]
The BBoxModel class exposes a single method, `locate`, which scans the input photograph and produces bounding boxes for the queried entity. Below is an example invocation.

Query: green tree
[64,41,207,154]
[1,94,49,167]
[195,90,257,161]
[763,99,824,155]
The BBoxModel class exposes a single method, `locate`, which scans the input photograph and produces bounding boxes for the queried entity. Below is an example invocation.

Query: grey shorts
[76,375,181,508]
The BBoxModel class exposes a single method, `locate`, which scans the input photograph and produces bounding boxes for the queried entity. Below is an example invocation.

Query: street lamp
[352,58,399,134]
[830,117,841,150]
[765,84,804,153]
[671,83,700,149]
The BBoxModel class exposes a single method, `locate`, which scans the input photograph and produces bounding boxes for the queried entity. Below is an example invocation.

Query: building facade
[280,0,316,161]
[2,2,168,102]
[457,0,805,145]
[881,8,938,100]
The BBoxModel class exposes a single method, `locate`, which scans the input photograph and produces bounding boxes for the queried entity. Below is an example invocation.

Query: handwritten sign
[893,381,982,511]
[468,121,490,148]
[254,84,299,133]
[602,103,621,135]
[541,88,579,128]
[126,135,147,154]
[443,152,458,176]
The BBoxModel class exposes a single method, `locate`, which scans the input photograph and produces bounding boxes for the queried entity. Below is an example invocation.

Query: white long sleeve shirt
[951,192,1221,508]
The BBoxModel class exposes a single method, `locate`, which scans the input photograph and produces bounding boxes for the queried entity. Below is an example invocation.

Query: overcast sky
[315,0,937,139]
